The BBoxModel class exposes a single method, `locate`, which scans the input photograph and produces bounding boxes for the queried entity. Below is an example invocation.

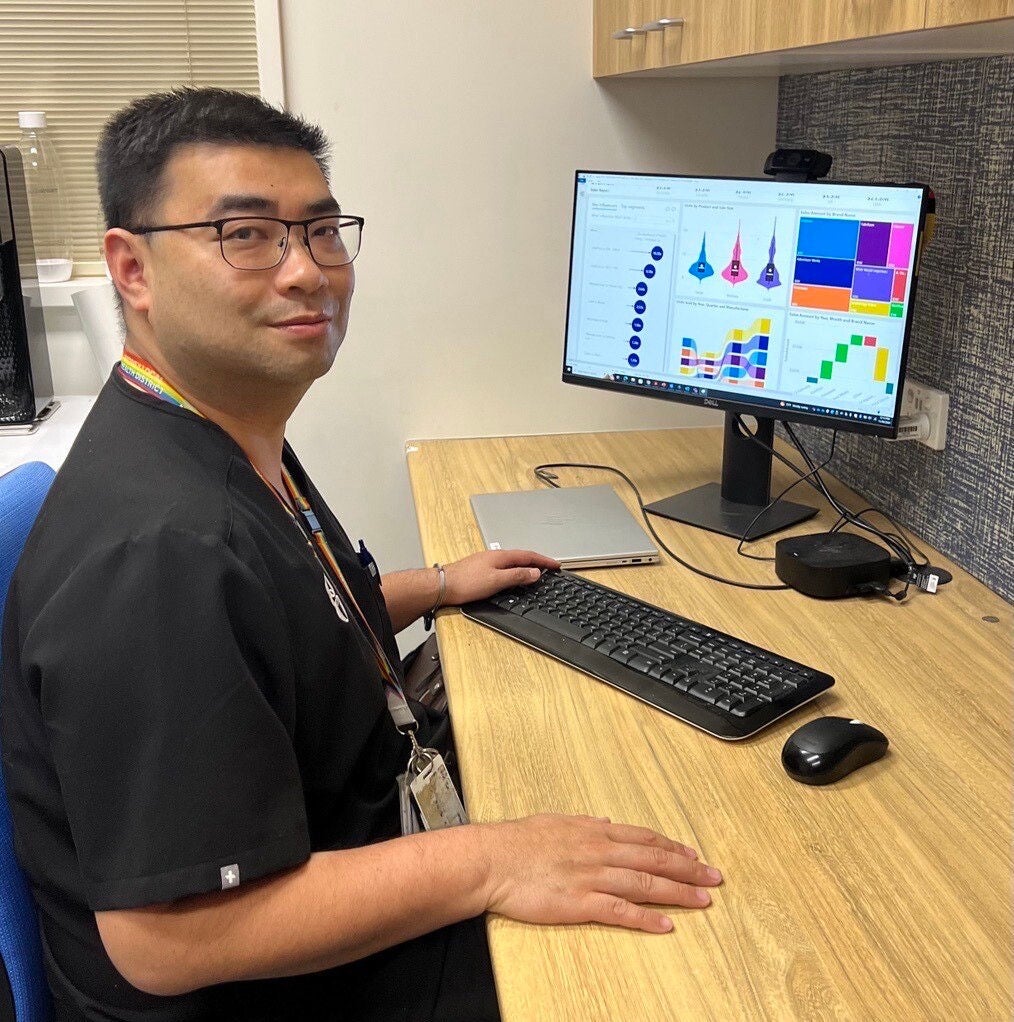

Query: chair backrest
[0,462,56,1022]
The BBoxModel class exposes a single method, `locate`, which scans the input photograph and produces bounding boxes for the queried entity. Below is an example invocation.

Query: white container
[71,282,124,378]
[15,111,74,283]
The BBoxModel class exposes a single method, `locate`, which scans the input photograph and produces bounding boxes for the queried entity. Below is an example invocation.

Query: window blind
[0,1,260,274]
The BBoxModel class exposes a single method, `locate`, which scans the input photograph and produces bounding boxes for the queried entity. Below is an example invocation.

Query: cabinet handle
[611,26,647,39]
[643,17,685,31]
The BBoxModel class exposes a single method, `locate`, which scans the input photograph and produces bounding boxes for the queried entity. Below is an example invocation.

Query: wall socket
[900,379,949,450]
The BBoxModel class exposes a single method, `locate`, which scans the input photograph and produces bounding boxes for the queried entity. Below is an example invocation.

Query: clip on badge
[406,740,468,831]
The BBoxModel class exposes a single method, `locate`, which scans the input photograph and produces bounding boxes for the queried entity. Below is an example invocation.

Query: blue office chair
[0,461,56,1022]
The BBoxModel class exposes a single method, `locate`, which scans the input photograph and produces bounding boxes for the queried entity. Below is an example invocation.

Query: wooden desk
[406,427,1011,1022]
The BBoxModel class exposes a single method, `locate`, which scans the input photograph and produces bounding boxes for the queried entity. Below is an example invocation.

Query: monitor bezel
[561,169,931,440]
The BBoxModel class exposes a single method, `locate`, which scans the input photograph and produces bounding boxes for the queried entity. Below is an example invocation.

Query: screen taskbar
[564,366,893,427]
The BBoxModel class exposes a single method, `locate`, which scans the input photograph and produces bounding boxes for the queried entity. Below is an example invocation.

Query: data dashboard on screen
[563,172,926,427]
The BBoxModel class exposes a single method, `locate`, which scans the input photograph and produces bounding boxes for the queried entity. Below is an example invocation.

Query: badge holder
[398,729,468,833]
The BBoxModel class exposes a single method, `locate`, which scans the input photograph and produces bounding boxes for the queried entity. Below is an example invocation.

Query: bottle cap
[18,111,47,129]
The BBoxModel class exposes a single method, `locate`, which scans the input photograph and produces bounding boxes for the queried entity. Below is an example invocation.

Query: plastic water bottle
[15,111,74,282]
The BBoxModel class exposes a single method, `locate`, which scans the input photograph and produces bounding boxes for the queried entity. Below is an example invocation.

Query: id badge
[397,772,422,835]
[409,753,469,831]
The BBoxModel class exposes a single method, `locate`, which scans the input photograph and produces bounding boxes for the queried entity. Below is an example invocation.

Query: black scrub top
[0,374,498,1022]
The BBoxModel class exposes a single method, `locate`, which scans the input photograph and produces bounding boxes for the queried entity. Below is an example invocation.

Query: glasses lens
[220,218,289,270]
[308,217,361,266]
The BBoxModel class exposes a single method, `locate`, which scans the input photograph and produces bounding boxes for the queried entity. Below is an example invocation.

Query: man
[1,89,722,1021]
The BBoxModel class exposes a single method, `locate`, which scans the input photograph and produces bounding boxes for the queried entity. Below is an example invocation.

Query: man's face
[135,143,354,392]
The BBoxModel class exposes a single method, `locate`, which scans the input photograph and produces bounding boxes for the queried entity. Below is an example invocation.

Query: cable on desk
[532,460,791,591]
[735,429,838,563]
[534,418,934,601]
[739,418,932,601]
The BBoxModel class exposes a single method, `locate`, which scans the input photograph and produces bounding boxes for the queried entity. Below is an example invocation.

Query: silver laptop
[470,485,659,569]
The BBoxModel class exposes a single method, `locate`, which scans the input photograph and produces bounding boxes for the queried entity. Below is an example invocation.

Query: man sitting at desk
[1,88,723,1021]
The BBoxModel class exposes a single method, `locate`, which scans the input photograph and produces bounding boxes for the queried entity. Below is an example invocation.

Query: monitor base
[645,482,817,541]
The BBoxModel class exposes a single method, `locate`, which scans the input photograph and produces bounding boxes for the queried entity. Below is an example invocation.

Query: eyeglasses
[128,214,364,271]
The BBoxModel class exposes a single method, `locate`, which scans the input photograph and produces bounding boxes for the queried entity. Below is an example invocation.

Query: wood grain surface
[406,427,1011,1022]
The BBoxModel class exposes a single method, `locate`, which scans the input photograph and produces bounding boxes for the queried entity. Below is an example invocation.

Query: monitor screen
[563,171,928,436]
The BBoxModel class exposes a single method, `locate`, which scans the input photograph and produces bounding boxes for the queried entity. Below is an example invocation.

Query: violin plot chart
[757,220,781,290]
[688,233,715,282]
[721,222,749,285]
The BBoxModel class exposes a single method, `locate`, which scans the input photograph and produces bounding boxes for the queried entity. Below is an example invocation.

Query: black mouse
[782,716,889,785]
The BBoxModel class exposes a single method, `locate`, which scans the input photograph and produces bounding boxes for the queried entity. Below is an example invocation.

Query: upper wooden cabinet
[925,0,1014,27]
[753,1,925,56]
[678,1,758,64]
[593,0,1014,77]
[592,1,658,76]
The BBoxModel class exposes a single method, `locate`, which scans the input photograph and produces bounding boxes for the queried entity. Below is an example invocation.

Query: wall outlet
[900,379,949,450]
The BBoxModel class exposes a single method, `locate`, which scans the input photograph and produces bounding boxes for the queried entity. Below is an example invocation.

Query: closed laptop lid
[470,484,659,568]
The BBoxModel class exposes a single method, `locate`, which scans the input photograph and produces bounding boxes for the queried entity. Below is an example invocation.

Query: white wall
[279,1,777,647]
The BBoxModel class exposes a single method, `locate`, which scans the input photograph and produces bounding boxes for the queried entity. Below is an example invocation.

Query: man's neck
[124,342,303,507]
[193,399,292,504]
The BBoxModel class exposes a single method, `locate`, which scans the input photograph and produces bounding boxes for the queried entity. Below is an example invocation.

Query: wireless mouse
[782,716,889,785]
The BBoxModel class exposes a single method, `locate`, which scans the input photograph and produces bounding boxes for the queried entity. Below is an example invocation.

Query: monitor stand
[645,412,817,541]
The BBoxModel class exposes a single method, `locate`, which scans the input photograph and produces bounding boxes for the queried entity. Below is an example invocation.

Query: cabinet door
[676,0,757,64]
[593,0,656,76]
[753,0,926,54]
[925,0,1014,26]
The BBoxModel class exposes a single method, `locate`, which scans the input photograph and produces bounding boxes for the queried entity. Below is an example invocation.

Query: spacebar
[522,609,588,641]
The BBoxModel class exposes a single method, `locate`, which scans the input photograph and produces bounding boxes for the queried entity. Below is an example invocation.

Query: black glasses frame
[127,214,365,269]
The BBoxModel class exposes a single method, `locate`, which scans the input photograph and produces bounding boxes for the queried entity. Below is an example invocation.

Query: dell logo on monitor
[704,398,720,408]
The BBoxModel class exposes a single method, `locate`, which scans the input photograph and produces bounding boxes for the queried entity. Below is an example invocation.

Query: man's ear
[104,229,153,319]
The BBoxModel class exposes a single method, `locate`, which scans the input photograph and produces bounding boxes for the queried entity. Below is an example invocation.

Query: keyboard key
[716,694,742,712]
[647,641,677,658]
[766,681,796,701]
[731,697,765,717]
[688,682,721,704]
[623,654,649,672]
[525,609,589,641]
[686,664,721,685]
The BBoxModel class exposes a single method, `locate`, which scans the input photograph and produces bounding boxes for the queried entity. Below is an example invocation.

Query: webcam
[763,148,833,182]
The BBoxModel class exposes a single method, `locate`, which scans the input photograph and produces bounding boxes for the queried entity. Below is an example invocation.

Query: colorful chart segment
[805,333,895,394]
[791,217,913,318]
[680,318,770,387]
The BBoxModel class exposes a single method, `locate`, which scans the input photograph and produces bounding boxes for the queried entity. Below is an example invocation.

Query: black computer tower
[0,145,55,424]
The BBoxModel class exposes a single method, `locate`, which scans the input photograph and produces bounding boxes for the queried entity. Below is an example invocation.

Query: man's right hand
[97,813,721,995]
[477,814,723,933]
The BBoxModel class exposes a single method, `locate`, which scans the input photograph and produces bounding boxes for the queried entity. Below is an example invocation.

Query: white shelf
[38,276,109,309]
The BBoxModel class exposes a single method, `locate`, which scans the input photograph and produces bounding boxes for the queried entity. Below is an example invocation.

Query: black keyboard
[462,570,834,740]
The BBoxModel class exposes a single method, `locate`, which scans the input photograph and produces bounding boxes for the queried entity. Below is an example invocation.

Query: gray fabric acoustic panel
[776,56,1013,604]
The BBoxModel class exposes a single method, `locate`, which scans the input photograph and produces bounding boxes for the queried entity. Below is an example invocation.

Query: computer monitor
[562,170,930,540]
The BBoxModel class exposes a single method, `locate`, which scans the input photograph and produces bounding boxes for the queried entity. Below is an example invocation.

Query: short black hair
[97,87,331,229]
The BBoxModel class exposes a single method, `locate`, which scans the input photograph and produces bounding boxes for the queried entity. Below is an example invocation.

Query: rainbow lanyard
[116,351,417,733]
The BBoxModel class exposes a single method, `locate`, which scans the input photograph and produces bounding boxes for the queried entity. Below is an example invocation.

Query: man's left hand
[442,550,560,606]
